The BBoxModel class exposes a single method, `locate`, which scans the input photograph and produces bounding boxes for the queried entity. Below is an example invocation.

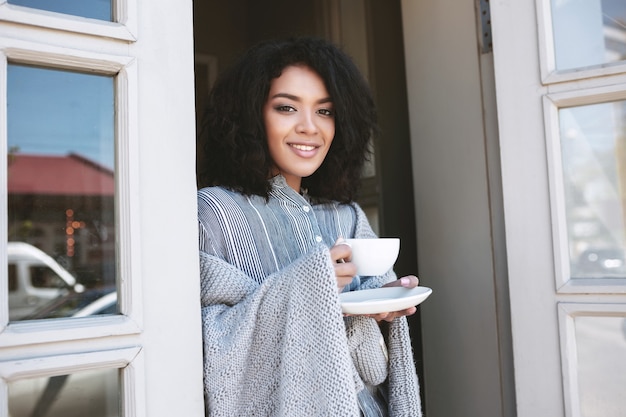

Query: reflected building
[7,152,116,289]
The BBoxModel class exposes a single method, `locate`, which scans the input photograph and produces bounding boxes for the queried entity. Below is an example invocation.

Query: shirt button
[315,236,322,243]
[303,205,310,212]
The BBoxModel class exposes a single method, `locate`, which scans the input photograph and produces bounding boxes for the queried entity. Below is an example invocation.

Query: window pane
[8,368,121,417]
[7,64,117,322]
[575,315,626,417]
[559,100,626,279]
[7,0,112,21]
[552,0,626,71]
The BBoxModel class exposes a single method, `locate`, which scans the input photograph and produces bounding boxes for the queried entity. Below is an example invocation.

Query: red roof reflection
[8,153,114,196]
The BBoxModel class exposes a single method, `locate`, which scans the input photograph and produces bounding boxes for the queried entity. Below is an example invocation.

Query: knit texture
[346,316,388,385]
[201,246,360,416]
[200,245,422,417]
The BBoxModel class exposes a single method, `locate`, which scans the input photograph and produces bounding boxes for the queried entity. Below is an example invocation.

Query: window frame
[543,84,626,294]
[0,39,143,343]
[0,0,137,41]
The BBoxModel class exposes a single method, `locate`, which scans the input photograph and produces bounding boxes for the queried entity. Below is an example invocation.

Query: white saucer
[339,286,432,315]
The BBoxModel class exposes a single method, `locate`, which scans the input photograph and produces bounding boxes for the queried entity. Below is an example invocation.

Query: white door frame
[0,2,204,416]
[491,0,626,415]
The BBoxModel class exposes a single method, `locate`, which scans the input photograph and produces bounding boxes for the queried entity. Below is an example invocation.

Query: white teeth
[291,144,315,151]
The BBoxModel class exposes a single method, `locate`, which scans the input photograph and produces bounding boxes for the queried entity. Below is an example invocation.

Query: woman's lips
[289,143,319,157]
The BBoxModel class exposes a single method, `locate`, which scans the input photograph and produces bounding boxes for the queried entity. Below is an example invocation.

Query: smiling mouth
[290,144,317,151]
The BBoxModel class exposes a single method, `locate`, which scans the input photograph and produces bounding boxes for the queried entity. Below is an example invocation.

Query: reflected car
[8,241,85,321]
[21,287,117,320]
[8,289,119,417]
[575,247,626,278]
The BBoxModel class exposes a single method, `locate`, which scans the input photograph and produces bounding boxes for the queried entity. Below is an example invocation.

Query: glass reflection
[8,0,113,21]
[559,100,626,279]
[8,368,121,417]
[551,0,626,71]
[7,64,117,322]
[574,315,626,417]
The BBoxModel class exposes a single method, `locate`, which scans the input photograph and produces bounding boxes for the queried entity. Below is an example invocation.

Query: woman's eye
[318,108,334,117]
[275,105,296,113]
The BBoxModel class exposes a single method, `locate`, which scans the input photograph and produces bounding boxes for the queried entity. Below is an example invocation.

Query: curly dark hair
[197,37,379,203]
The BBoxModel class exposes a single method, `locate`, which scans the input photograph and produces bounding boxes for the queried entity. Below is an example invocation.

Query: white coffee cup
[344,238,400,276]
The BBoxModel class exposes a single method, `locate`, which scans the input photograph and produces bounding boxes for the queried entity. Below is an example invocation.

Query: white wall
[400,1,515,416]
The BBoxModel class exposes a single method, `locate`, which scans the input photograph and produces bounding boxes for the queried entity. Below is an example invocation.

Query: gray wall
[401,1,516,416]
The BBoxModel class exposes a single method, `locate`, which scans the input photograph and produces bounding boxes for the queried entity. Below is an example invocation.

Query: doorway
[193,0,423,400]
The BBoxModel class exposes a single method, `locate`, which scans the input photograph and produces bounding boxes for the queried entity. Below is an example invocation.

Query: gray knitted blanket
[200,245,422,416]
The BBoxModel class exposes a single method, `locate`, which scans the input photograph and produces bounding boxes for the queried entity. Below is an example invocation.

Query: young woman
[197,37,422,417]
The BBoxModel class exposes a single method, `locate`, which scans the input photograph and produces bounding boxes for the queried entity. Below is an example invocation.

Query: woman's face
[263,65,335,192]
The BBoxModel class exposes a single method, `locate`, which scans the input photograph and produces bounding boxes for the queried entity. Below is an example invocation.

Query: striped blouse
[197,175,381,291]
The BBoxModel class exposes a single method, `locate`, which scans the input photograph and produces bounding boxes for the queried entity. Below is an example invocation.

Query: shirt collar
[269,174,311,203]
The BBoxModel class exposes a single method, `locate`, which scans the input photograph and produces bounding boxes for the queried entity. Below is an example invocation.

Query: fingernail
[400,277,410,286]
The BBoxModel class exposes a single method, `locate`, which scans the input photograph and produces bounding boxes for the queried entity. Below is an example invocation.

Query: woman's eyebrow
[270,92,333,104]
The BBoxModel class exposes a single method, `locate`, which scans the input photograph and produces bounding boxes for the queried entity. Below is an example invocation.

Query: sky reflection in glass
[8,0,112,21]
[7,64,115,170]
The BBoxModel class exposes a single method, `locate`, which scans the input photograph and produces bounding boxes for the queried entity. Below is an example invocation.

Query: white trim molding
[0,0,137,41]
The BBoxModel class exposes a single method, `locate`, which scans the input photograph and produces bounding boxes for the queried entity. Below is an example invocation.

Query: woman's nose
[296,112,318,134]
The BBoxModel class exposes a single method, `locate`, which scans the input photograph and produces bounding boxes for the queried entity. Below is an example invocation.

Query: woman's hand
[366,275,420,322]
[329,238,357,292]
